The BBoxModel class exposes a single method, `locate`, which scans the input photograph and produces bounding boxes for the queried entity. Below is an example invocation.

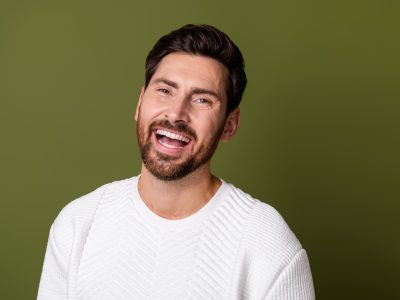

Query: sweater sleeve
[37,184,107,300]
[265,249,315,300]
[237,200,315,299]
[37,211,74,300]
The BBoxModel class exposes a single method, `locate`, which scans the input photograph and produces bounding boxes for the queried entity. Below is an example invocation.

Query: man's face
[135,53,238,181]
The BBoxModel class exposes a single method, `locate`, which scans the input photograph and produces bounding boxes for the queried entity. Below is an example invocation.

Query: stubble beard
[136,118,224,181]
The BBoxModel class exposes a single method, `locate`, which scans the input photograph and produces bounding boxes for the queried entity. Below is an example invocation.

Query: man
[38,24,315,299]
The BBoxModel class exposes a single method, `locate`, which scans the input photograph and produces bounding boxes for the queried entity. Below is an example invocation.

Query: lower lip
[152,131,191,155]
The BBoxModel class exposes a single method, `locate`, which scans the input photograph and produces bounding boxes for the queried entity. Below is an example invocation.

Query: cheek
[139,100,166,122]
[195,115,225,139]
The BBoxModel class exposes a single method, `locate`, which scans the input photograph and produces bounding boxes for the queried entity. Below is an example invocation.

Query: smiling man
[38,24,315,299]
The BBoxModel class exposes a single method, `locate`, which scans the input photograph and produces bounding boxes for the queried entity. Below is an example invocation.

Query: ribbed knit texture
[38,176,314,299]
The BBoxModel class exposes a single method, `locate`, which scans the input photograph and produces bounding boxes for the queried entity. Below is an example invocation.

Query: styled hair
[144,24,247,114]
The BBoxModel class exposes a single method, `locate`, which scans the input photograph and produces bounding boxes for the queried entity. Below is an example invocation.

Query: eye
[157,88,170,94]
[193,98,212,106]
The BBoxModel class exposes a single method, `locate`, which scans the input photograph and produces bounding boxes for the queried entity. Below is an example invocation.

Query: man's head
[144,24,247,114]
[135,24,247,181]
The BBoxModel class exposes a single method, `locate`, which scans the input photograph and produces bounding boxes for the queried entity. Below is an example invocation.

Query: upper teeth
[156,129,190,143]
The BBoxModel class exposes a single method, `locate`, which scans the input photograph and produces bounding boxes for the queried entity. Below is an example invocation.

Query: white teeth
[156,129,190,143]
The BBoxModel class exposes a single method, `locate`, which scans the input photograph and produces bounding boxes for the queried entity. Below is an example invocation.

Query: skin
[135,53,240,219]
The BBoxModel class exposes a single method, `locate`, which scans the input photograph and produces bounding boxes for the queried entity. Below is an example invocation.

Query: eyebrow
[191,88,219,99]
[152,78,178,88]
[152,77,221,100]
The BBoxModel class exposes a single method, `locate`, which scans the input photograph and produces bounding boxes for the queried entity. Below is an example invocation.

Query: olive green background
[1,0,399,299]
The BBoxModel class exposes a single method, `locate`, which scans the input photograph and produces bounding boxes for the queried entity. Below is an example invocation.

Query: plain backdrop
[1,0,399,299]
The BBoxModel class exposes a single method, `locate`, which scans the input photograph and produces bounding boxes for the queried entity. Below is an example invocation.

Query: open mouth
[154,129,192,149]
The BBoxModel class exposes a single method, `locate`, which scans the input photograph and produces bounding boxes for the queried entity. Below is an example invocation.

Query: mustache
[149,119,197,140]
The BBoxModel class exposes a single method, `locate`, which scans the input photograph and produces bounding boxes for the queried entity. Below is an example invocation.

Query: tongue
[159,136,187,147]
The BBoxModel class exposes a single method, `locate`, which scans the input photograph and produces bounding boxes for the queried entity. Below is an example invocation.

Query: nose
[165,96,190,123]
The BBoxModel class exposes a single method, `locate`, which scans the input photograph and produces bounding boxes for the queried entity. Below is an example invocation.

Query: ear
[134,87,145,122]
[220,108,240,142]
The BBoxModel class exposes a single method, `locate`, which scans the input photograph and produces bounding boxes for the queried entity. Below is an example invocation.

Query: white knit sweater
[38,176,314,299]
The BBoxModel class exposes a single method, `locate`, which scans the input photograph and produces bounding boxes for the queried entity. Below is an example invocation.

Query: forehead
[151,53,227,95]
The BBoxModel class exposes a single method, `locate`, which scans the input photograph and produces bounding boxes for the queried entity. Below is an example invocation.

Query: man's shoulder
[52,177,135,228]
[247,200,302,251]
[224,183,314,299]
[224,181,302,256]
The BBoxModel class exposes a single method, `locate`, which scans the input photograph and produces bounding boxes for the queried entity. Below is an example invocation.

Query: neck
[138,163,221,220]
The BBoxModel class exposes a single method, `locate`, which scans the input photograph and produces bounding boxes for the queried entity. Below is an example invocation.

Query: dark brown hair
[144,24,247,114]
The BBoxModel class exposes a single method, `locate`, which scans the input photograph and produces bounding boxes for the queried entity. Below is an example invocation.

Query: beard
[136,118,224,181]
